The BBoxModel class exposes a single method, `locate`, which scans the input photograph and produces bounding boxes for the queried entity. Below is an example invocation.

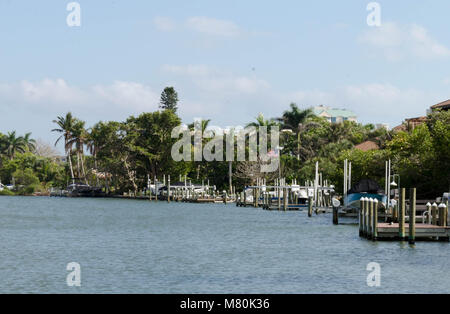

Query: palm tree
[246,113,280,150]
[188,119,211,179]
[188,119,211,134]
[68,120,88,184]
[86,128,100,186]
[1,131,26,160]
[22,132,36,152]
[278,104,314,159]
[246,113,279,128]
[52,113,76,184]
[278,103,314,130]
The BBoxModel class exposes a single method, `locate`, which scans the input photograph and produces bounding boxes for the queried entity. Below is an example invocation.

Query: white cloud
[0,79,160,114]
[162,64,269,94]
[359,22,450,60]
[153,16,176,32]
[186,17,242,37]
[0,79,162,150]
[92,81,159,112]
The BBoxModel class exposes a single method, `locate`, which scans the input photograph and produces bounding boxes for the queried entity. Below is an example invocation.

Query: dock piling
[438,203,447,227]
[332,204,339,225]
[308,197,313,217]
[167,175,171,203]
[399,188,406,240]
[373,199,378,241]
[359,197,365,236]
[426,202,432,224]
[409,188,416,245]
[368,198,373,239]
[432,203,438,225]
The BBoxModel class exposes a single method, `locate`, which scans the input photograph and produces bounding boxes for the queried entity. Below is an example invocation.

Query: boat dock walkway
[359,188,449,243]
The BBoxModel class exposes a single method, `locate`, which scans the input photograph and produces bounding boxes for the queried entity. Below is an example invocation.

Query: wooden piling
[308,197,313,217]
[392,202,398,223]
[167,176,171,203]
[368,198,374,239]
[277,182,281,211]
[332,205,339,225]
[432,203,438,225]
[149,179,152,201]
[445,199,449,226]
[154,176,158,201]
[399,188,406,240]
[426,202,432,225]
[359,197,364,236]
[409,188,416,244]
[438,203,447,227]
[364,198,369,236]
[373,199,378,241]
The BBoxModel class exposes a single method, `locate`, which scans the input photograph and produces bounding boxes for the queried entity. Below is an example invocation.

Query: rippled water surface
[0,196,448,293]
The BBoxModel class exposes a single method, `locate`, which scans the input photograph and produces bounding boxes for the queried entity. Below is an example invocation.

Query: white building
[312,105,357,123]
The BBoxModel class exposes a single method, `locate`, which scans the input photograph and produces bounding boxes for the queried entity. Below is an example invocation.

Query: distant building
[431,99,450,111]
[312,105,357,123]
[355,141,379,152]
[393,99,449,132]
[393,116,427,132]
[375,123,389,130]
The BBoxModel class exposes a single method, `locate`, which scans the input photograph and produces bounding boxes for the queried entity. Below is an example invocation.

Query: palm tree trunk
[76,151,80,179]
[94,154,100,186]
[67,147,75,184]
[80,152,88,184]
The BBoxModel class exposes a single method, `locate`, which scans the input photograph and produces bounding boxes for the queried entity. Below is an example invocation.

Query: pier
[235,176,335,212]
[359,188,449,242]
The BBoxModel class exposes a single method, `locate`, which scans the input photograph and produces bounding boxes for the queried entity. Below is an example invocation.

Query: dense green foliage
[1,87,448,198]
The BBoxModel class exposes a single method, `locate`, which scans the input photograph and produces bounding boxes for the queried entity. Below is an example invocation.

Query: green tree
[159,87,179,112]
[1,131,26,160]
[278,103,314,130]
[68,120,88,183]
[52,112,76,183]
[22,132,36,152]
[246,113,279,129]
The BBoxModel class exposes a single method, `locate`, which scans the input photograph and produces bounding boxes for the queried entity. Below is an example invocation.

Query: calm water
[0,196,449,294]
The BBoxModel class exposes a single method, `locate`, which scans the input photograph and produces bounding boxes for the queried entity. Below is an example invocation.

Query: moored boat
[344,179,387,209]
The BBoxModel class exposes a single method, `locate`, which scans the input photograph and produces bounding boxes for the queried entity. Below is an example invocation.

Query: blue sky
[0,0,449,148]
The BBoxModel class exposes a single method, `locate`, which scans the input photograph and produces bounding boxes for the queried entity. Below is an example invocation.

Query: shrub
[0,189,15,196]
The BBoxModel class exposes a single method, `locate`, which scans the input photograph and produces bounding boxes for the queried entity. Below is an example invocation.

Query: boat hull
[344,193,387,209]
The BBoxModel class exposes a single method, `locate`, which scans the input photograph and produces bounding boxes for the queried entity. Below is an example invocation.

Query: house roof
[405,116,427,123]
[393,116,428,132]
[355,140,379,152]
[431,99,450,110]
[392,124,407,132]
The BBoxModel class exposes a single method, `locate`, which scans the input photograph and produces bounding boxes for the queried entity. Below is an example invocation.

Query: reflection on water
[0,196,448,293]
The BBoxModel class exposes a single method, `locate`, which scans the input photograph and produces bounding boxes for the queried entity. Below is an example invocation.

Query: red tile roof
[431,99,450,110]
[355,141,379,151]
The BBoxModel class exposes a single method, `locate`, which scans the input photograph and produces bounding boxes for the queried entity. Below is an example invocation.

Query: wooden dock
[359,188,449,243]
[376,223,450,241]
